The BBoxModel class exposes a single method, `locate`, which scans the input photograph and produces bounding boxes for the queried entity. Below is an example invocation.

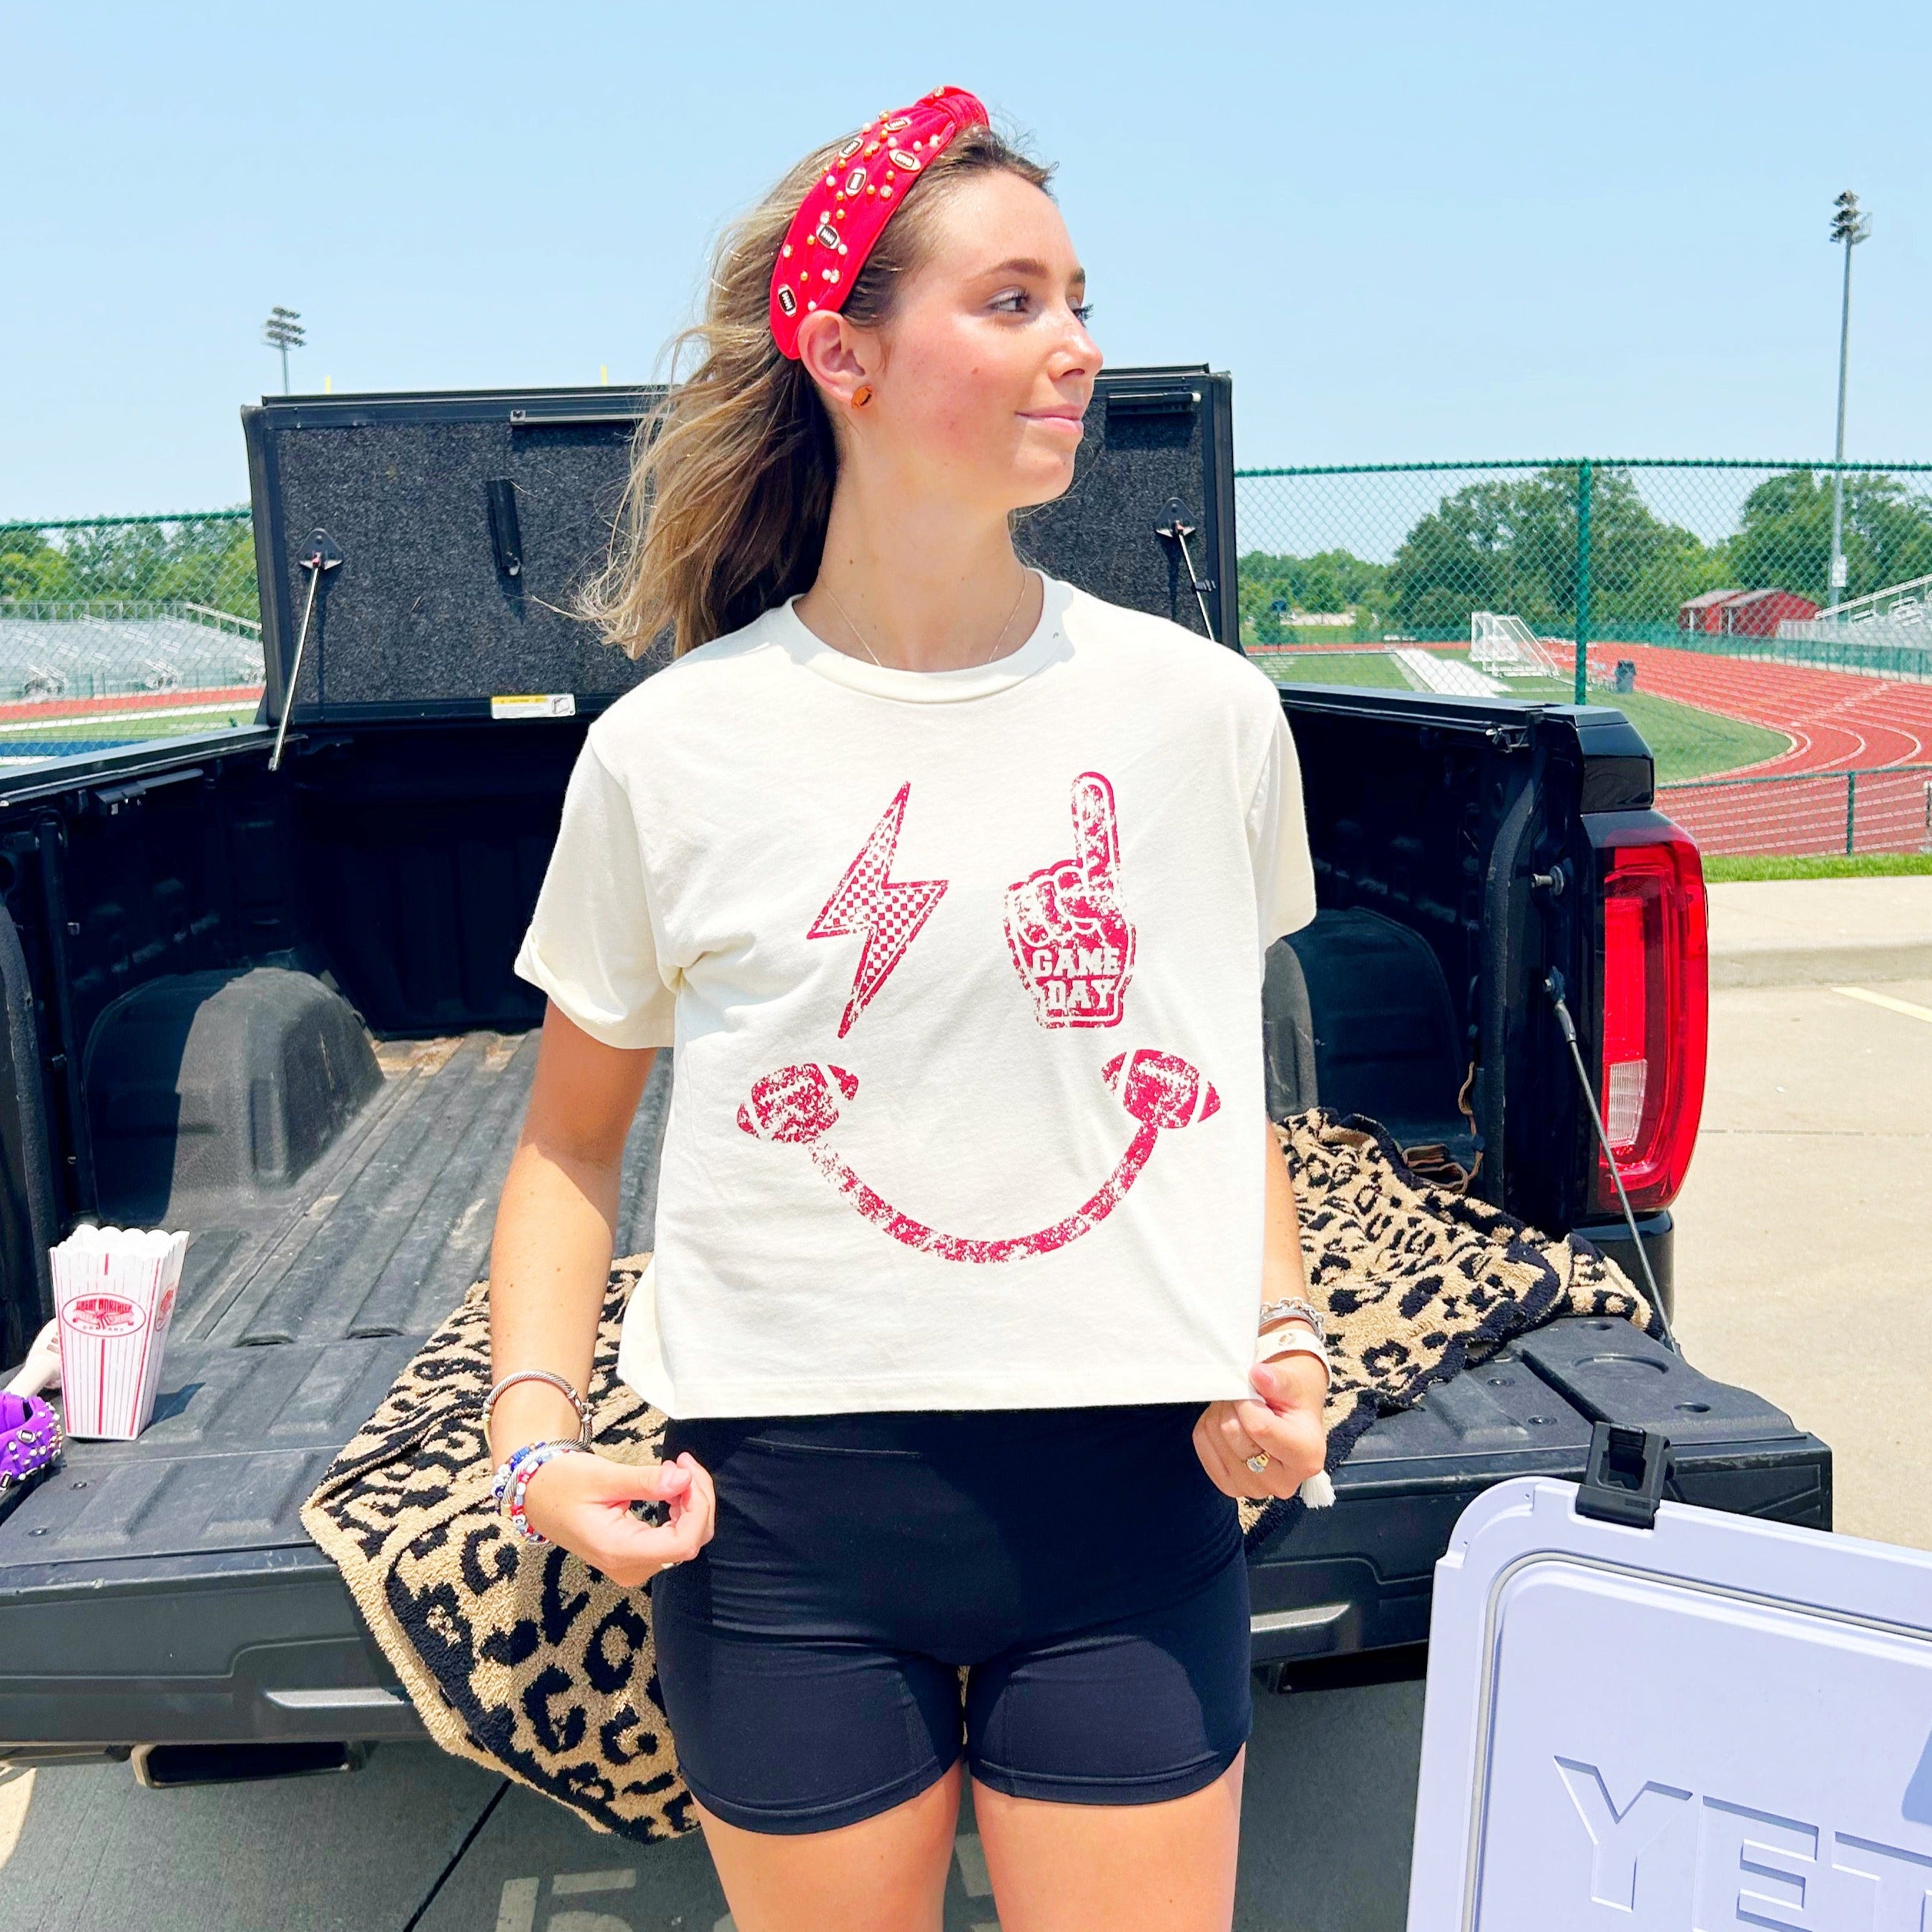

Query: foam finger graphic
[1069,770,1121,894]
[1001,770,1137,1030]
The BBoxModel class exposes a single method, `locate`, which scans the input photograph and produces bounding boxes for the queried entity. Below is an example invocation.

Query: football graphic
[1102,1049,1220,1129]
[737,1047,1217,1261]
[736,1063,859,1144]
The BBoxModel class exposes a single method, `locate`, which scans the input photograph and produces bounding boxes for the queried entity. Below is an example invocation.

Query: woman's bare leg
[694,1758,963,1932]
[971,1746,1245,1932]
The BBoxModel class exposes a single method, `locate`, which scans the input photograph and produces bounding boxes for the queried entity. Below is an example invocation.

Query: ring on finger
[1246,1451,1271,1473]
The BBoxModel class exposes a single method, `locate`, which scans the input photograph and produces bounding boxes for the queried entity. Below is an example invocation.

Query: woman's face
[809,170,1104,516]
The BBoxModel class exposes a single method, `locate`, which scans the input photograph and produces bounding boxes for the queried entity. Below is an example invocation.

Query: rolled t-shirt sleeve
[1247,706,1318,952]
[512,735,677,1050]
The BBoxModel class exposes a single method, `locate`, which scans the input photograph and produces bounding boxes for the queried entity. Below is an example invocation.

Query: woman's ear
[795,310,873,411]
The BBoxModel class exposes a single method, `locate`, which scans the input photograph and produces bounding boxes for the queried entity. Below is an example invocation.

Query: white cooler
[1408,1426,1932,1929]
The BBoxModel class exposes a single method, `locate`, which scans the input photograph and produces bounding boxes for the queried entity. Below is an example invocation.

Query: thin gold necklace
[820,567,1032,672]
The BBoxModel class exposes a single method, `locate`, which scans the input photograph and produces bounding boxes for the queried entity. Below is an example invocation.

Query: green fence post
[1845,769,1858,855]
[1574,459,1592,705]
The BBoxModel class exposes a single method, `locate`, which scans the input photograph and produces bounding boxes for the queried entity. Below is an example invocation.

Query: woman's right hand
[519,1447,715,1587]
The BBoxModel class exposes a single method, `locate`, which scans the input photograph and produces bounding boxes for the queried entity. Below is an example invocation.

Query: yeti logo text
[1004,773,1136,1029]
[1556,1758,1932,1924]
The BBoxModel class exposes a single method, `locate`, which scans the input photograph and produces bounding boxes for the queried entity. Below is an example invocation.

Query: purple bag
[0,1391,62,1497]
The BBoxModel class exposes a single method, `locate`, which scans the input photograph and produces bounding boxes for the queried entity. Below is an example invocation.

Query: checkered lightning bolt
[808,783,949,1039]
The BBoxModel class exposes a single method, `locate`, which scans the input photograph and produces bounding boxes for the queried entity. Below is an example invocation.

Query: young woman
[485,87,1330,1932]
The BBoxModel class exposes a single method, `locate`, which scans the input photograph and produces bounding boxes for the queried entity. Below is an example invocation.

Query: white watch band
[1254,1321,1332,1390]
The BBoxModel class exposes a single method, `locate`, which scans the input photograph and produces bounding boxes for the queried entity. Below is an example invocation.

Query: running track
[1258,638,1932,851]
[0,684,264,727]
[1256,638,1932,773]
[1603,642,1932,855]
[1600,641,1932,776]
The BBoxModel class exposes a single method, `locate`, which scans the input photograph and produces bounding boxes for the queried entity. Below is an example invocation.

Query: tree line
[0,518,260,622]
[1240,467,1932,642]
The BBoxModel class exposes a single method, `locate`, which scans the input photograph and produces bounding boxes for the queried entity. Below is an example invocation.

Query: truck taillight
[1593,821,1708,1212]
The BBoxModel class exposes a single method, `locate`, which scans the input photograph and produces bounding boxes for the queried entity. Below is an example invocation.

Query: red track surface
[0,684,263,726]
[1262,637,1932,853]
[1603,641,1932,776]
[1599,642,1932,855]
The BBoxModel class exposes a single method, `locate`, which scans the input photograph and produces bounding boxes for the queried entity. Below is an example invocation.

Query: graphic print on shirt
[737,1049,1219,1262]
[1003,772,1136,1029]
[807,783,948,1039]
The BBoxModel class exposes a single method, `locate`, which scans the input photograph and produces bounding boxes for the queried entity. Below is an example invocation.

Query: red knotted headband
[768,86,990,360]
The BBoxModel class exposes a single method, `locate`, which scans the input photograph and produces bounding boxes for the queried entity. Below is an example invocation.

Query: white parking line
[1832,985,1932,1025]
[553,1866,638,1895]
[955,1829,995,1896]
[0,1767,32,1866]
[496,1877,539,1932]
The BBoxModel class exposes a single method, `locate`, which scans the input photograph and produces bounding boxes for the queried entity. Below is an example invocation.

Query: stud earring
[851,383,873,408]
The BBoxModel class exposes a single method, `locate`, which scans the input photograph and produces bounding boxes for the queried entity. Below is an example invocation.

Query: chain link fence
[0,513,265,766]
[12,475,1932,856]
[1236,460,1932,854]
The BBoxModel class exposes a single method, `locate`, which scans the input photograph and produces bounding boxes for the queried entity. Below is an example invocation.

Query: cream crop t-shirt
[513,574,1318,1417]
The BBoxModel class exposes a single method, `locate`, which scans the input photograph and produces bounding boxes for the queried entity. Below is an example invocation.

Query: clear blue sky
[5,0,1929,519]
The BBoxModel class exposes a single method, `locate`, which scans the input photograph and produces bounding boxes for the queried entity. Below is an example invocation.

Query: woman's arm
[1190,1117,1330,1499]
[487,1001,714,1583]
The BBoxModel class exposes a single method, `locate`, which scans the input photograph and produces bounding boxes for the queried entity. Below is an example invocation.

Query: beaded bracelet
[491,1438,587,1546]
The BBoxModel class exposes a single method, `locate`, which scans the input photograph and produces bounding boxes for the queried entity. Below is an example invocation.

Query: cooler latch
[1574,1421,1673,1529]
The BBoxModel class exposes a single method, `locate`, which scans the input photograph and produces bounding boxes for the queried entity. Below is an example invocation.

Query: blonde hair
[582,115,1055,659]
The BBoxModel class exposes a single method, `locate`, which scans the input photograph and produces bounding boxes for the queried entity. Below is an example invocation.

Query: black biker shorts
[650,1401,1252,1836]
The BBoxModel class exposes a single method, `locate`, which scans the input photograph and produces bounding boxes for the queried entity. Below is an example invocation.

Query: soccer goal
[1470,611,1561,678]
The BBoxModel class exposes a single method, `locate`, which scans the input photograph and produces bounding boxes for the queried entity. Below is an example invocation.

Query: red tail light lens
[1592,818,1708,1212]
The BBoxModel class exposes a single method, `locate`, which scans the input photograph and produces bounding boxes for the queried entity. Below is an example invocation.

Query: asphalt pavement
[0,1678,1425,1932]
[1671,971,1932,1553]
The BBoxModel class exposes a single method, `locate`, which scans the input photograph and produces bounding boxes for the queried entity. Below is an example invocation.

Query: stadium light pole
[1827,192,1870,615]
[263,306,306,395]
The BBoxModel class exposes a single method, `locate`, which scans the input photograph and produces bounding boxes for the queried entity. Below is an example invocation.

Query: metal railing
[1657,762,1932,858]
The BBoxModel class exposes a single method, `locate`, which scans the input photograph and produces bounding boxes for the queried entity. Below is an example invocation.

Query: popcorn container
[52,1225,190,1441]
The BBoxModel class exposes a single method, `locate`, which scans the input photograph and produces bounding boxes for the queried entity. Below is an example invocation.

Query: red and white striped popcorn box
[51,1225,190,1441]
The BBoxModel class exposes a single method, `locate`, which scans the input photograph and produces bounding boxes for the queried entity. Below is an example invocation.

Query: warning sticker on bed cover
[491,693,577,720]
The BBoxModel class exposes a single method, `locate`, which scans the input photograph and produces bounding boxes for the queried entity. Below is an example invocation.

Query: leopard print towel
[298,1108,1652,1843]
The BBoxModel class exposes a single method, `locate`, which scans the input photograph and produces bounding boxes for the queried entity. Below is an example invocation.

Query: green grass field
[1703,853,1932,883]
[1260,651,1411,690]
[1508,677,1789,783]
[0,711,257,747]
[1261,649,1790,785]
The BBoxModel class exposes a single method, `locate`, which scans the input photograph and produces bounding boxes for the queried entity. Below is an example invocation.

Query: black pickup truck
[0,368,1828,1785]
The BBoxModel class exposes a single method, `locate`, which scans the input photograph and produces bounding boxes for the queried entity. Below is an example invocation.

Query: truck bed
[0,1029,672,1750]
[0,1019,1828,1748]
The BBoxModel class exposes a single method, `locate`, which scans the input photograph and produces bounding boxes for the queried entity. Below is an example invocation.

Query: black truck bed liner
[0,1029,674,1748]
[5,1027,674,1567]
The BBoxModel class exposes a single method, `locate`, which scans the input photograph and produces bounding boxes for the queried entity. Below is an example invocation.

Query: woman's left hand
[1192,1353,1330,1499]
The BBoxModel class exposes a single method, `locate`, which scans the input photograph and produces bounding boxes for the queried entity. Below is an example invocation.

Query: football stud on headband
[769,87,990,361]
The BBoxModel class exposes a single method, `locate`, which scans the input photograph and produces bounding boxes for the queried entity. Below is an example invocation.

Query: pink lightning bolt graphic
[808,783,948,1038]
